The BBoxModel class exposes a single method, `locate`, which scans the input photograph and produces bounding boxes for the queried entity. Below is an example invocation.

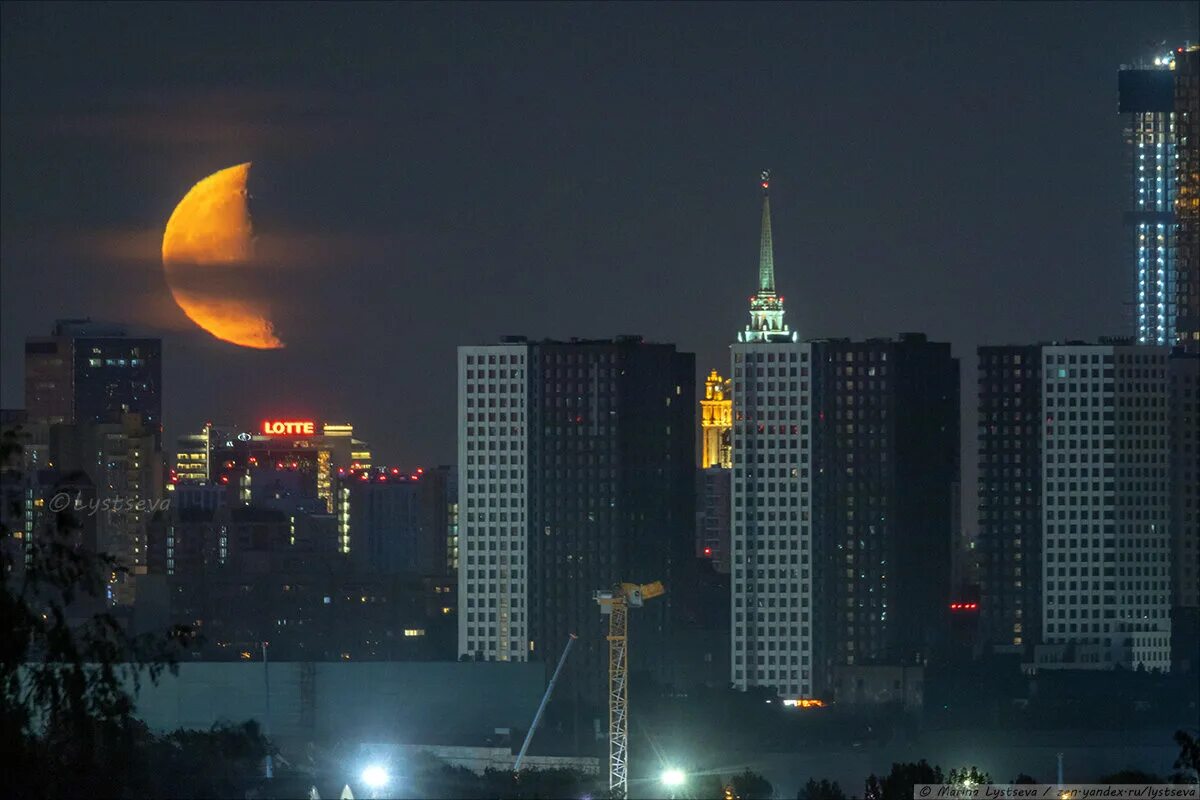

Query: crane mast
[596,581,664,799]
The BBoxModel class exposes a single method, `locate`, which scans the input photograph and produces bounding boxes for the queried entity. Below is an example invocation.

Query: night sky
[2,3,1195,517]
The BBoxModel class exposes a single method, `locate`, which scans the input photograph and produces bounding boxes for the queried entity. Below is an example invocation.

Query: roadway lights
[661,768,686,787]
[361,764,390,790]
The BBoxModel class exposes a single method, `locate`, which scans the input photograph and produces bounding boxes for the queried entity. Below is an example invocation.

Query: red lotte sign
[261,420,316,435]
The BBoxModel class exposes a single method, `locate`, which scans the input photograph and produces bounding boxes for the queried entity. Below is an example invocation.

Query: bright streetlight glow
[361,764,390,789]
[661,768,686,787]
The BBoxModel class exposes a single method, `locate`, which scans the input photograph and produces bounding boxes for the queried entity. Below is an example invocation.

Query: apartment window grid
[977,347,1042,646]
[731,342,812,698]
[1041,346,1172,671]
[458,346,529,662]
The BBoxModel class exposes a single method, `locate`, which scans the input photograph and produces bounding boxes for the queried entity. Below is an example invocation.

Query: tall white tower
[730,172,815,699]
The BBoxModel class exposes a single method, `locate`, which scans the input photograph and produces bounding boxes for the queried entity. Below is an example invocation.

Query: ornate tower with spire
[738,170,796,343]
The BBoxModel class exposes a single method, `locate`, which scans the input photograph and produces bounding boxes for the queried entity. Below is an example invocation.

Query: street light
[361,764,391,797]
[661,769,685,787]
[661,767,686,797]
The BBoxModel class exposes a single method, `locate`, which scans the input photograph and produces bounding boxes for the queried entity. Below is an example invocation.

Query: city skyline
[3,3,1197,471]
[4,5,1200,798]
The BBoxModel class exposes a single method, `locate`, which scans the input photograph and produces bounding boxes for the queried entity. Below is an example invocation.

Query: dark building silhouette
[1177,47,1200,352]
[144,504,455,660]
[809,334,960,693]
[1169,350,1199,673]
[335,466,453,576]
[977,345,1043,652]
[24,319,162,438]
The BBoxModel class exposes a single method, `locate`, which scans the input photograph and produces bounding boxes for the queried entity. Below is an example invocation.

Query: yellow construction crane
[595,580,665,800]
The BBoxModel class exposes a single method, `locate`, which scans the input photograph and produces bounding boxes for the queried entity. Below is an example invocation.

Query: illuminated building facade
[185,421,372,529]
[458,341,530,664]
[699,370,733,571]
[977,345,1043,649]
[701,370,733,469]
[458,337,694,704]
[24,319,161,439]
[730,171,813,699]
[1040,343,1172,672]
[1176,46,1200,352]
[1119,47,1200,349]
[729,175,959,701]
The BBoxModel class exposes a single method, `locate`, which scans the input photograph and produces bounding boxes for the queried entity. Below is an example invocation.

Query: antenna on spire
[760,169,770,193]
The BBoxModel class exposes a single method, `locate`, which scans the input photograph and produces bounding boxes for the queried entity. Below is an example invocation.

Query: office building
[457,336,694,705]
[977,345,1043,649]
[176,420,372,521]
[25,319,162,436]
[1040,343,1172,671]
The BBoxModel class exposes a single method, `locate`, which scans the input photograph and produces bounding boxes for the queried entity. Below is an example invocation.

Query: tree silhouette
[730,768,773,799]
[864,760,944,800]
[1,431,200,797]
[799,777,847,800]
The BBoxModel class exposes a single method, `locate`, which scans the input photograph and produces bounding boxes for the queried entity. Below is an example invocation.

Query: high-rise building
[1173,46,1200,352]
[332,466,452,576]
[173,423,216,484]
[421,464,459,576]
[977,345,1043,650]
[810,334,959,689]
[697,467,732,572]
[1039,343,1172,671]
[701,370,733,469]
[730,171,812,699]
[698,369,733,572]
[457,336,694,704]
[1119,47,1200,350]
[180,420,372,521]
[25,319,162,437]
[1168,350,1198,672]
[729,174,959,701]
[50,413,164,605]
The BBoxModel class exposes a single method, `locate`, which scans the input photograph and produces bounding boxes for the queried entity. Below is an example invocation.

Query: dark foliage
[1,432,266,798]
[1097,769,1163,784]
[1174,729,1200,782]
[799,777,848,800]
[864,760,944,800]
[730,768,773,800]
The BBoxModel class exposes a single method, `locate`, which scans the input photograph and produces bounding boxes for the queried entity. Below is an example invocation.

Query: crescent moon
[161,163,284,349]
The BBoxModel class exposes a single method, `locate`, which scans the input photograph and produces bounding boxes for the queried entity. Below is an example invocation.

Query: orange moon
[161,163,284,349]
